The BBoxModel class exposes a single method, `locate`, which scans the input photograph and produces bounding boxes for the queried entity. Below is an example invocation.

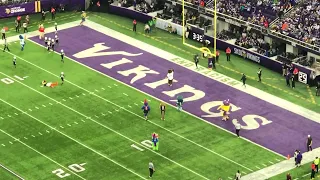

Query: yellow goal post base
[181,0,218,58]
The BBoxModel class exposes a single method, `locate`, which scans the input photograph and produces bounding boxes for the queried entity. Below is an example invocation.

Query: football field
[1,17,320,180]
[0,21,288,179]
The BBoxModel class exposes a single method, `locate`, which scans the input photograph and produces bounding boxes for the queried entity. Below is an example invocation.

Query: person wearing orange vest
[51,7,56,20]
[133,19,137,32]
[215,50,220,63]
[226,47,231,61]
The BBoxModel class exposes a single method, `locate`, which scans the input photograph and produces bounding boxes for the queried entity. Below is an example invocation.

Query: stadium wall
[106,5,314,85]
[0,0,85,18]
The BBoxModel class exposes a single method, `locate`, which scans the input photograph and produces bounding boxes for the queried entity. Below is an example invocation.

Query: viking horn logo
[5,8,10,14]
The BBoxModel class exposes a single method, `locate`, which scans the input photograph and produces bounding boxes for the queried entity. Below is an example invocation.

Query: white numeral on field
[1,78,14,84]
[52,169,70,178]
[52,163,86,178]
[1,76,25,85]
[68,164,86,173]
[132,140,153,151]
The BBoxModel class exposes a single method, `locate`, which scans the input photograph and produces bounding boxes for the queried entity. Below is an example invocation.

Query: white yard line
[0,129,86,180]
[24,22,286,159]
[0,74,209,180]
[0,162,24,180]
[0,98,147,180]
[7,35,256,171]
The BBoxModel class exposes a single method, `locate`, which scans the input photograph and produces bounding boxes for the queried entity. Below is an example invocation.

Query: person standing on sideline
[286,173,292,180]
[235,170,241,180]
[286,73,291,87]
[311,162,316,179]
[296,151,302,167]
[211,55,216,70]
[23,22,28,33]
[51,7,56,20]
[291,75,295,89]
[149,160,155,178]
[1,27,5,40]
[159,102,166,120]
[133,19,137,32]
[257,68,262,82]
[15,20,19,33]
[215,50,220,63]
[314,157,319,173]
[307,135,313,152]
[226,47,231,61]
[241,73,246,87]
[13,56,17,68]
[316,81,320,96]
[294,150,299,164]
[3,38,10,52]
[17,15,21,28]
[194,54,199,69]
[235,122,241,138]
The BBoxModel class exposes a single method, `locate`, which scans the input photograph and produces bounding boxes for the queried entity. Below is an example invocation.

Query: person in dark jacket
[286,73,291,87]
[194,54,199,69]
[291,75,295,89]
[286,173,292,180]
[296,151,302,167]
[241,73,246,87]
[316,81,320,96]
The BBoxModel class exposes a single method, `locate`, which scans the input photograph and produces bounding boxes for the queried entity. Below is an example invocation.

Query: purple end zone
[30,26,320,156]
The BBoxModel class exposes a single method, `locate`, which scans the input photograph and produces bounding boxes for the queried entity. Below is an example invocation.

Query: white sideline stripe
[20,39,257,171]
[302,173,310,177]
[0,98,147,180]
[0,163,25,180]
[2,75,210,180]
[0,129,86,180]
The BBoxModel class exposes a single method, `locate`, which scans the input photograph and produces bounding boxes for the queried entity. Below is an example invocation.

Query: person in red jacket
[17,15,21,28]
[51,7,56,20]
[226,47,231,61]
[311,162,316,179]
[133,19,137,32]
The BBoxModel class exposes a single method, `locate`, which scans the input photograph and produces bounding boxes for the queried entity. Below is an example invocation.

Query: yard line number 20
[52,163,86,178]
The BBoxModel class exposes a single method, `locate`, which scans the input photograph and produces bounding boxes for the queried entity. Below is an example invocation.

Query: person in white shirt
[1,27,5,40]
[235,122,241,138]
[167,69,174,86]
[235,170,241,180]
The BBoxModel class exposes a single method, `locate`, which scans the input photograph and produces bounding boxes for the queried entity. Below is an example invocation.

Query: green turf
[0,26,284,179]
[270,162,320,180]
[1,12,319,112]
[0,166,19,179]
